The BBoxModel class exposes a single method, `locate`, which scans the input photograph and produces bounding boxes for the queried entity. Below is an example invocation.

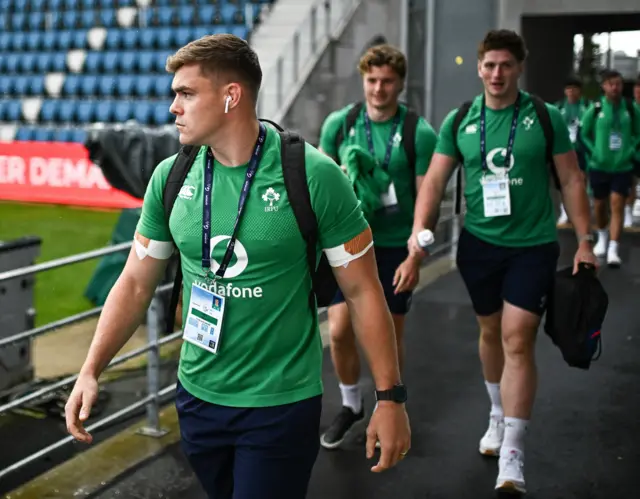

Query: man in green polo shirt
[580,69,640,266]
[409,29,597,497]
[317,43,437,451]
[556,75,589,225]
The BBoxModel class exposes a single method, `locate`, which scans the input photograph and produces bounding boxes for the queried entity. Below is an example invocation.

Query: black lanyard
[363,110,402,170]
[480,92,521,172]
[202,122,267,279]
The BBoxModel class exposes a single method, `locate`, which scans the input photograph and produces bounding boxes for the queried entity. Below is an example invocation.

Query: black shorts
[330,246,413,315]
[589,170,633,199]
[455,229,560,317]
[633,160,640,178]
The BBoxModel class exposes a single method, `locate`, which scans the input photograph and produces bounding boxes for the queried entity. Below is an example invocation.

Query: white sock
[625,205,632,217]
[609,240,618,252]
[597,229,608,243]
[485,381,503,418]
[502,417,528,455]
[339,383,362,414]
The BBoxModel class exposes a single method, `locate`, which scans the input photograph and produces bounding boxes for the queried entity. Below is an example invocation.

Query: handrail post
[137,292,168,437]
[310,6,317,53]
[292,32,300,84]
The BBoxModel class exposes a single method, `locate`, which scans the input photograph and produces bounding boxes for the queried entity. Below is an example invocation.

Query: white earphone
[224,96,231,114]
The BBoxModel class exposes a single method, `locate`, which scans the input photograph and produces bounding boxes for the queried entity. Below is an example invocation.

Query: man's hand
[573,240,599,274]
[392,254,421,294]
[65,373,99,444]
[366,402,411,472]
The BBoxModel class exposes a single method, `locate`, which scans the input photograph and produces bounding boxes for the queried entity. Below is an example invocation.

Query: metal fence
[0,183,462,483]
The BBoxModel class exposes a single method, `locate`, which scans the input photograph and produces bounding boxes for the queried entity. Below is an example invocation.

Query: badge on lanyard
[182,122,267,354]
[183,283,226,354]
[364,111,402,215]
[609,132,622,151]
[568,123,578,144]
[479,92,521,218]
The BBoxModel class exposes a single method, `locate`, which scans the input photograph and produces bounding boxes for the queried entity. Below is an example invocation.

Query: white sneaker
[607,245,621,267]
[479,415,505,456]
[496,448,526,495]
[624,207,633,228]
[556,205,569,225]
[593,235,607,258]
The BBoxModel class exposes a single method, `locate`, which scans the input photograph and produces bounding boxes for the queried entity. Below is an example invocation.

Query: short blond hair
[358,44,407,79]
[166,34,262,101]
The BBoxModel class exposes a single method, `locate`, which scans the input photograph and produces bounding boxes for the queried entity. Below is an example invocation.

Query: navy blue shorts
[175,380,321,499]
[330,245,413,315]
[455,229,560,317]
[589,170,633,199]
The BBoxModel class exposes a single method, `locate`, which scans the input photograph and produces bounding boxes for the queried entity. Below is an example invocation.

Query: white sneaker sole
[319,417,366,450]
[496,480,526,496]
[479,443,501,457]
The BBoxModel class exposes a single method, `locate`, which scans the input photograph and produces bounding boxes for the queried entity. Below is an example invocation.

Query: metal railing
[256,0,362,123]
[0,177,463,485]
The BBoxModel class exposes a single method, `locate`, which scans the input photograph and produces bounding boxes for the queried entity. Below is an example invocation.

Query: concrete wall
[279,0,402,145]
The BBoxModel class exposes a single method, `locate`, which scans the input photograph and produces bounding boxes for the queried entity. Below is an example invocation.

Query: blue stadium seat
[100,9,116,28]
[31,77,45,96]
[174,27,192,47]
[34,127,54,142]
[28,12,45,31]
[58,100,76,123]
[85,52,101,73]
[42,31,57,51]
[41,100,61,122]
[50,12,63,30]
[122,29,139,50]
[63,11,78,30]
[64,0,80,10]
[120,52,136,73]
[81,75,98,97]
[221,4,239,24]
[0,33,10,51]
[76,100,95,123]
[198,5,214,24]
[0,76,13,96]
[106,29,123,50]
[137,52,154,73]
[95,101,113,122]
[157,28,174,49]
[63,75,80,96]
[113,101,132,122]
[35,53,50,73]
[27,32,43,51]
[98,75,116,96]
[53,128,73,142]
[73,30,87,49]
[11,13,26,32]
[57,31,73,51]
[0,55,5,72]
[135,75,153,97]
[52,52,67,72]
[5,54,19,73]
[152,102,172,124]
[155,51,170,72]
[133,101,152,123]
[139,29,157,49]
[11,32,27,51]
[117,75,135,96]
[98,0,113,7]
[158,6,174,26]
[103,52,119,73]
[19,53,36,73]
[48,0,64,10]
[31,0,46,10]
[179,6,195,25]
[14,76,29,96]
[71,128,88,144]
[192,26,210,40]
[81,0,93,10]
[154,75,172,97]
[15,127,35,141]
[231,25,249,40]
[5,100,22,121]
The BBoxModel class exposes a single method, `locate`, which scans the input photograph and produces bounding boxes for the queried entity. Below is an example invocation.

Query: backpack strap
[278,130,318,310]
[333,102,364,163]
[162,145,200,334]
[530,95,561,190]
[451,101,473,215]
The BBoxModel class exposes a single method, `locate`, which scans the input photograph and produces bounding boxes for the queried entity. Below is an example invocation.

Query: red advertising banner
[0,141,143,209]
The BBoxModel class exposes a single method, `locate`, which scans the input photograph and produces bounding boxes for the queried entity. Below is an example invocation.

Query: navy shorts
[589,170,633,199]
[175,380,321,499]
[455,229,560,317]
[330,245,413,315]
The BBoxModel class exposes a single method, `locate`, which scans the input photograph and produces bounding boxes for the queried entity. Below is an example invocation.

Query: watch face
[394,384,408,403]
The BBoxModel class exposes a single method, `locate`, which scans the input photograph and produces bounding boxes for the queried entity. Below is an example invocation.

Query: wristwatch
[578,233,595,245]
[375,383,408,404]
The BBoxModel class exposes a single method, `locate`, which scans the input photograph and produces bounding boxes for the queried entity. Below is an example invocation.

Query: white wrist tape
[134,238,175,260]
[323,229,373,268]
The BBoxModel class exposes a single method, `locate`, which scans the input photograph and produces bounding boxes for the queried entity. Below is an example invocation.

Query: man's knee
[500,303,539,361]
[478,312,502,345]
